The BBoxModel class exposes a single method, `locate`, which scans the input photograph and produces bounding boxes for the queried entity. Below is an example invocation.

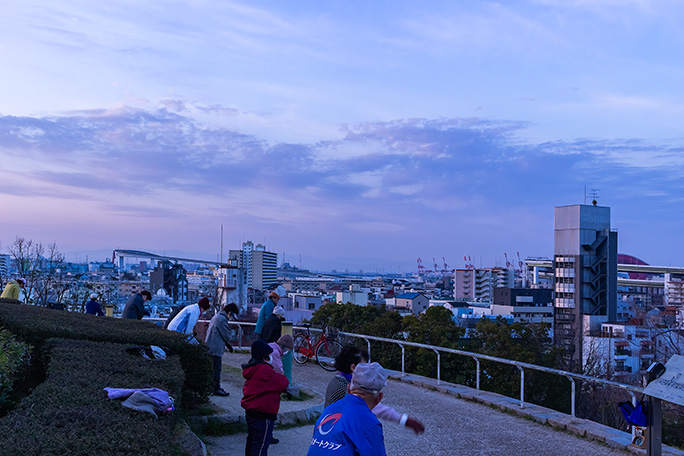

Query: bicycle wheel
[315,340,343,371]
[293,333,311,364]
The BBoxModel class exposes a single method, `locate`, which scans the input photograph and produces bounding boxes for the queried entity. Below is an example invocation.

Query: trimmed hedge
[0,301,212,403]
[0,328,31,412]
[0,338,185,456]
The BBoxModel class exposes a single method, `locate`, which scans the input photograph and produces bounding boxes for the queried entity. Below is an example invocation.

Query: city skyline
[2,1,684,272]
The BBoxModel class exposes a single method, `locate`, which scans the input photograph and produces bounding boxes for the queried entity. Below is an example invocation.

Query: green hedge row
[0,301,213,403]
[0,328,32,412]
[0,338,185,456]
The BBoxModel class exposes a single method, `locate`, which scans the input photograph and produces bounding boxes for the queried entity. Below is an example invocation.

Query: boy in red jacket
[241,339,289,456]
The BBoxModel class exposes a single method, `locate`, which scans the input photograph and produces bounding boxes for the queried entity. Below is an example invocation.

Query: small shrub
[0,328,31,413]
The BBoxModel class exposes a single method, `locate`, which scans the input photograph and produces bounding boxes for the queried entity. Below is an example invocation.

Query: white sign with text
[644,355,684,407]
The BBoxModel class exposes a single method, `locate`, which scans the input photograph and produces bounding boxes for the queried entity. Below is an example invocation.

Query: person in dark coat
[121,290,152,319]
[205,303,239,396]
[260,306,285,343]
[85,293,105,316]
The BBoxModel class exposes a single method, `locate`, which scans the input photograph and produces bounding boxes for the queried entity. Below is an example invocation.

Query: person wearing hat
[167,297,211,335]
[254,285,286,339]
[308,362,389,456]
[85,293,105,316]
[267,334,294,376]
[1,278,26,302]
[205,303,239,397]
[241,339,289,456]
[325,347,425,435]
[260,305,285,344]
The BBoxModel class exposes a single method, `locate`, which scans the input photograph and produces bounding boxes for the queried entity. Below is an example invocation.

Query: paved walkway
[203,352,629,456]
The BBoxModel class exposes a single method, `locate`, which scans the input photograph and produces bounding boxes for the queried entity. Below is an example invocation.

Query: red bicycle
[293,324,343,371]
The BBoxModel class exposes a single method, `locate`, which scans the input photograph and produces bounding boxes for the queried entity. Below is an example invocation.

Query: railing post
[648,396,662,456]
[363,338,371,363]
[432,349,441,385]
[517,365,525,408]
[472,357,480,393]
[630,392,637,443]
[565,376,576,418]
[400,344,405,377]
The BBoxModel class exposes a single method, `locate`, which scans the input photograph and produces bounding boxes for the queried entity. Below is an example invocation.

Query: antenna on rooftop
[589,188,600,206]
[584,186,600,206]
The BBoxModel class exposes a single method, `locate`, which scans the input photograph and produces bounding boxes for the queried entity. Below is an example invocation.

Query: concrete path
[203,352,629,456]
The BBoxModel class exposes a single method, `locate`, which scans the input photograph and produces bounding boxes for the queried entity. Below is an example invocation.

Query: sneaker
[213,388,230,397]
[271,438,279,445]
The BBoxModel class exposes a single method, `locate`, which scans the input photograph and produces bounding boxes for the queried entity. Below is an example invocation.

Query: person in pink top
[267,334,294,375]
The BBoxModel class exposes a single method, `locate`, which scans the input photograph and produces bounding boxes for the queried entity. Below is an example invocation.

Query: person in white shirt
[167,297,210,335]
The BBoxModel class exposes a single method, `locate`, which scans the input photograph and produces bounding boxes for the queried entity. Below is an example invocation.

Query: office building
[492,287,553,324]
[229,241,278,291]
[0,254,10,278]
[454,268,515,302]
[553,204,618,370]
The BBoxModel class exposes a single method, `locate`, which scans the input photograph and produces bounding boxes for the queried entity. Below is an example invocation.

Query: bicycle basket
[325,326,339,337]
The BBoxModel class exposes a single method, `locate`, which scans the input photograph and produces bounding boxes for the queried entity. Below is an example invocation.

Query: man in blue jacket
[307,362,388,456]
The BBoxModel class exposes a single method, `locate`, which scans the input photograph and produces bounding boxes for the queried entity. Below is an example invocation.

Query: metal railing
[212,320,643,417]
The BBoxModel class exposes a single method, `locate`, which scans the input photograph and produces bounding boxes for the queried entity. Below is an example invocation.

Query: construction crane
[417,257,428,275]
[504,253,513,269]
[432,257,440,274]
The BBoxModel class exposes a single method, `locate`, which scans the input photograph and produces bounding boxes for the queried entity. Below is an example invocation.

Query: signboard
[644,355,684,407]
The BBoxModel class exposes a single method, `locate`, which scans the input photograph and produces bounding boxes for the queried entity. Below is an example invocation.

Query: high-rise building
[229,241,277,291]
[553,204,618,370]
[0,254,10,278]
[454,268,515,302]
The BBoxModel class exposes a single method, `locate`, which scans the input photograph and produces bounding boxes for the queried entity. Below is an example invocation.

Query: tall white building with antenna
[229,241,278,291]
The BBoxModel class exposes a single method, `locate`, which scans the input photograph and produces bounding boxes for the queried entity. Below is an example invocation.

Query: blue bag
[618,400,648,427]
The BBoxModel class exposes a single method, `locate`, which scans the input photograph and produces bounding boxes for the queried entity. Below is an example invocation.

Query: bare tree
[34,242,66,306]
[7,237,43,304]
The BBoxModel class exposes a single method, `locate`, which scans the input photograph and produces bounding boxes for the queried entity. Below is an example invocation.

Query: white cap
[275,285,287,298]
[351,362,388,394]
[90,293,98,300]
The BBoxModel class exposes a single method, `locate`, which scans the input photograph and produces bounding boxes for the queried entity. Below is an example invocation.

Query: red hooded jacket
[241,360,289,416]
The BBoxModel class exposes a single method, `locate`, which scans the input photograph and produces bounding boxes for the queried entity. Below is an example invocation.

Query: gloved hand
[405,416,425,435]
[227,344,234,353]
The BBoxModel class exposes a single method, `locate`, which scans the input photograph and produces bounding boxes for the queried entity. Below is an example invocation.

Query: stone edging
[187,403,324,431]
[389,371,684,456]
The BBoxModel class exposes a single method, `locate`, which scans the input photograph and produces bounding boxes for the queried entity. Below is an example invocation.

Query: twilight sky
[2,0,684,272]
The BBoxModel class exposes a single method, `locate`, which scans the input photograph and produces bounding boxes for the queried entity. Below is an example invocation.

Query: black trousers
[245,415,274,456]
[212,355,222,392]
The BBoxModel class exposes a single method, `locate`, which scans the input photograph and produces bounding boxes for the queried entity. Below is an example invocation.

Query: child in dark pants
[241,340,289,456]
